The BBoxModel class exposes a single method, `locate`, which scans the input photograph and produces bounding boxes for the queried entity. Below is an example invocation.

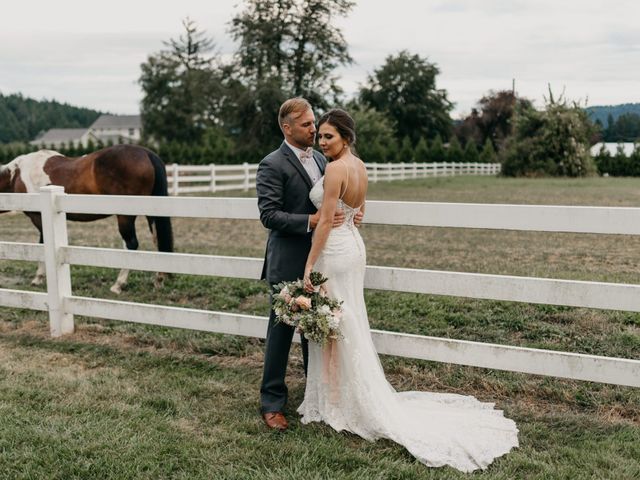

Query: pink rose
[279,290,292,303]
[295,295,312,310]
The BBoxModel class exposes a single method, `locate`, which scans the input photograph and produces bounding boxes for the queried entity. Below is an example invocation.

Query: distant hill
[0,92,103,144]
[585,103,640,126]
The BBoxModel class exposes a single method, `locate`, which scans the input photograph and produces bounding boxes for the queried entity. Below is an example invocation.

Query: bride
[298,109,519,473]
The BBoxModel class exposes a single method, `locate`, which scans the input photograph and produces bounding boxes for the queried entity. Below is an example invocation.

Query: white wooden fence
[367,162,500,183]
[167,162,501,195]
[0,188,638,388]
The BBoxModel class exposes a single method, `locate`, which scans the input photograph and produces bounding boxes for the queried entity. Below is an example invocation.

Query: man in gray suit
[256,98,346,431]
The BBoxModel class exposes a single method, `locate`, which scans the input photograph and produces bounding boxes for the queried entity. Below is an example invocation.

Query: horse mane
[0,163,12,192]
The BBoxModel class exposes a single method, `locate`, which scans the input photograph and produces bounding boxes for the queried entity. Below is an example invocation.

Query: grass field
[1,175,639,479]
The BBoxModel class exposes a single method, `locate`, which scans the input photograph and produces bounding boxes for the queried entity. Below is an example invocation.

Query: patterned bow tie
[299,148,313,161]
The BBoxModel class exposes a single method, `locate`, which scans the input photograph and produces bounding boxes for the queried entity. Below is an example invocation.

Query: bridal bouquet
[272,271,343,345]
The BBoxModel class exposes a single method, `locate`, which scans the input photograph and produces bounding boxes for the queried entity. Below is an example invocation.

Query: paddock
[1,175,639,478]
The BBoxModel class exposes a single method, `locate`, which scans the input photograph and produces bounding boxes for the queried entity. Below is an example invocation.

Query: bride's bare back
[335,156,368,210]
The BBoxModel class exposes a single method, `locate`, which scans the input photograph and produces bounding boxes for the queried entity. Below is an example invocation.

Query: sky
[1,0,639,118]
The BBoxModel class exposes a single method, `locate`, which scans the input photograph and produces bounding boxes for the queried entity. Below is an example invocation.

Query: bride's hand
[303,264,314,293]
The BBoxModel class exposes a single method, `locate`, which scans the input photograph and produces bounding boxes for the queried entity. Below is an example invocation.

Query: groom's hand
[309,210,345,230]
[332,209,345,228]
[354,210,364,227]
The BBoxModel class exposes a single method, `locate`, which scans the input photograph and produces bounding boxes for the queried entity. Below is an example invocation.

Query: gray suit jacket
[257,142,326,284]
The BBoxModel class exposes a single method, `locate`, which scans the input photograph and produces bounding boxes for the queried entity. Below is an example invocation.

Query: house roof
[90,114,141,129]
[590,142,636,157]
[30,128,91,144]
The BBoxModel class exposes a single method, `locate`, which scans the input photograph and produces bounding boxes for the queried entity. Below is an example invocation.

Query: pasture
[1,175,639,479]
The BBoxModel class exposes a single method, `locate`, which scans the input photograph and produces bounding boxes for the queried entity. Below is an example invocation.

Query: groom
[256,98,344,431]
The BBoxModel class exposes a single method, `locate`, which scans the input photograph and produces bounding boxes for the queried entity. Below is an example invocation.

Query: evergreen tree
[382,137,399,164]
[427,134,446,163]
[229,0,354,108]
[414,137,429,162]
[139,18,224,144]
[605,113,614,140]
[463,140,480,163]
[479,139,497,163]
[593,143,611,175]
[397,136,414,163]
[447,136,464,163]
[0,92,101,144]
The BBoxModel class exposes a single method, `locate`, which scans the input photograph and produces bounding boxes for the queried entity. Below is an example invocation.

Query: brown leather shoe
[263,412,288,431]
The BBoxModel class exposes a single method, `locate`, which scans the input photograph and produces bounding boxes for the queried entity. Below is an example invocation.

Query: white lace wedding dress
[298,177,519,473]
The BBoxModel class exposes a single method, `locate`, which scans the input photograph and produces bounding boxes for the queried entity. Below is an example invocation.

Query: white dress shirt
[285,140,322,231]
[285,140,322,185]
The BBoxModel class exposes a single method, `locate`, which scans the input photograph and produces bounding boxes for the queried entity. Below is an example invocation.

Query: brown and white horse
[0,144,174,293]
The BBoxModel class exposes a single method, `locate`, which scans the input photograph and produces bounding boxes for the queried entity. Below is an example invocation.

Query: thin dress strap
[339,160,349,200]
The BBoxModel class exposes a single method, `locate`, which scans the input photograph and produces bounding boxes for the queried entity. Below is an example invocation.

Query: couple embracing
[256,98,518,473]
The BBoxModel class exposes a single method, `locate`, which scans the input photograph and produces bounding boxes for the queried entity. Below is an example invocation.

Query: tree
[220,75,289,161]
[397,136,414,163]
[447,136,464,163]
[347,101,396,163]
[414,137,429,163]
[479,139,497,163]
[359,50,453,144]
[0,93,100,144]
[139,18,224,144]
[593,143,613,175]
[607,113,640,142]
[455,90,533,151]
[427,134,446,163]
[229,0,354,108]
[463,140,480,163]
[500,88,597,177]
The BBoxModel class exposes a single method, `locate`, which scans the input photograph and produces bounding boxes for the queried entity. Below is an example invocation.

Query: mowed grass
[1,175,639,479]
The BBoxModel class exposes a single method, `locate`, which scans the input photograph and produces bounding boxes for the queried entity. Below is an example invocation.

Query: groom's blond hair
[278,97,312,132]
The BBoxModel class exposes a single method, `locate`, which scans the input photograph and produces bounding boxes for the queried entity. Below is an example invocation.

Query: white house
[89,114,142,143]
[30,114,142,148]
[590,142,636,157]
[30,128,100,148]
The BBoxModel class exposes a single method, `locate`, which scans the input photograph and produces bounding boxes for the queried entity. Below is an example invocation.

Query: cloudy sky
[1,0,638,118]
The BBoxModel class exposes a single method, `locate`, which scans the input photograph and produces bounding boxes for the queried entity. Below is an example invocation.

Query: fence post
[387,162,392,181]
[243,162,250,191]
[209,164,217,193]
[372,163,378,183]
[171,163,179,196]
[40,186,74,337]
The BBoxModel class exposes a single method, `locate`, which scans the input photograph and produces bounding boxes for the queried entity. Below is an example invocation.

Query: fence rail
[167,162,501,195]
[0,188,638,388]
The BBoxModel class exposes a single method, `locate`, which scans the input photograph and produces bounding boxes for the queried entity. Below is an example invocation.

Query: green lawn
[1,175,639,479]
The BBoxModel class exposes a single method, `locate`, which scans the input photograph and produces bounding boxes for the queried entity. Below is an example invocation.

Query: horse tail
[146,150,174,253]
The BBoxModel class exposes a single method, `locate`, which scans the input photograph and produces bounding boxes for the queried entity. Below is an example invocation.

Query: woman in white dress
[298,109,519,473]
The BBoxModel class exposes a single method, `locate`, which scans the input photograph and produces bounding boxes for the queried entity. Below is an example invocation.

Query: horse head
[0,162,12,193]
[0,150,62,195]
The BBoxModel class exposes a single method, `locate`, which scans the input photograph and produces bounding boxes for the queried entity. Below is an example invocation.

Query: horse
[0,144,174,293]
